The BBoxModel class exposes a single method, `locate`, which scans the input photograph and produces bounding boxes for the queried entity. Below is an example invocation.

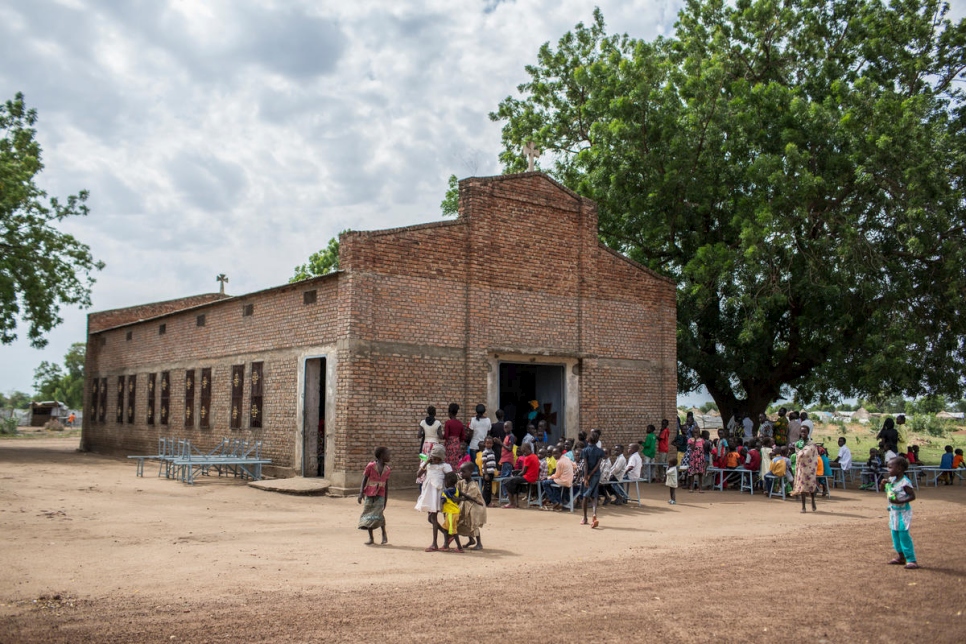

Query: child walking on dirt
[457,462,486,550]
[665,456,678,505]
[885,456,918,569]
[440,471,464,552]
[415,444,452,552]
[357,447,391,545]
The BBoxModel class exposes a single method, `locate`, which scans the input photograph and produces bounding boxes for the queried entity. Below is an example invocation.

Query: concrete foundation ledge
[249,477,331,495]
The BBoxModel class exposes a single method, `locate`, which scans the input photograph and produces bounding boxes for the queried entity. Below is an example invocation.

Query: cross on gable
[523,141,541,171]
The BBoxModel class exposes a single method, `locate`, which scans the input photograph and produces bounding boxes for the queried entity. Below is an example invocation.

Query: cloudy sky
[2,0,963,400]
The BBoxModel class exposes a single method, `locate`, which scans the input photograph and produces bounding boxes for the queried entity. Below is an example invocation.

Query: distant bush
[0,417,18,435]
[909,415,949,438]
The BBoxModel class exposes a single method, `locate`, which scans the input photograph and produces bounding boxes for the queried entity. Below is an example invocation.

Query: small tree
[290,232,349,283]
[440,174,459,217]
[33,342,85,408]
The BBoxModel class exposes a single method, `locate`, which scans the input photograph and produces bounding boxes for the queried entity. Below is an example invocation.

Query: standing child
[480,437,497,506]
[657,419,671,467]
[357,447,391,545]
[457,462,487,550]
[885,456,918,569]
[440,472,463,552]
[415,444,453,552]
[665,456,679,505]
[499,430,516,477]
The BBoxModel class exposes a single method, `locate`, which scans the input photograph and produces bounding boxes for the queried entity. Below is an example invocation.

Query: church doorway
[498,362,565,445]
[302,357,326,477]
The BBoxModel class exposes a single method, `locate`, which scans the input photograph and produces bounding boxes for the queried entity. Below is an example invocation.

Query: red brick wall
[82,275,342,474]
[82,173,676,493]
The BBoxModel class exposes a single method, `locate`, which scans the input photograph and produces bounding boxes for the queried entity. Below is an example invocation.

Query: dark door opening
[303,358,326,477]
[498,363,565,445]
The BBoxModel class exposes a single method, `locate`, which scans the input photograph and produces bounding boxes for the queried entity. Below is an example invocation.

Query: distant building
[29,401,66,427]
[81,173,678,494]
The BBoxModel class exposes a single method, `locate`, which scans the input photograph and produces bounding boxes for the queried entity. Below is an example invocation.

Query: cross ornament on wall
[523,141,541,172]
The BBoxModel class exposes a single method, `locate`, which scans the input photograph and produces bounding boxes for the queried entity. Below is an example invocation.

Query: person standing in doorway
[468,404,491,464]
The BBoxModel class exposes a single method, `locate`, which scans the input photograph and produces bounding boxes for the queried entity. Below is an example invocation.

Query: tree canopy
[33,341,85,408]
[1,93,103,348]
[491,0,966,421]
[289,231,348,283]
[0,390,31,410]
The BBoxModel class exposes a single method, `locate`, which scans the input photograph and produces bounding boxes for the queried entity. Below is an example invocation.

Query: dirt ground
[0,438,964,643]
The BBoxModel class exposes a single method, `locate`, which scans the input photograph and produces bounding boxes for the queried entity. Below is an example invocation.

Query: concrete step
[248,477,331,496]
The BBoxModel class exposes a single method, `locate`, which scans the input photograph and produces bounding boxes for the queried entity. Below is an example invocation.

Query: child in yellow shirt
[440,471,463,552]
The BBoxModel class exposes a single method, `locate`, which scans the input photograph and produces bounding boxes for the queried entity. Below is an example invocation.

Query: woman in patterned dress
[687,431,707,492]
[442,403,465,470]
[791,428,819,512]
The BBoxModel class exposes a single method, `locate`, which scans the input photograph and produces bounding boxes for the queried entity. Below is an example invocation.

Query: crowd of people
[351,404,962,567]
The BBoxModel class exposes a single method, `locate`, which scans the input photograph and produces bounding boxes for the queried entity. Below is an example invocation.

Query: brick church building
[82,173,677,494]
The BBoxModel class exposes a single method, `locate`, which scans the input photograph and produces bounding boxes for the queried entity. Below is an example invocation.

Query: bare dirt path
[0,438,964,643]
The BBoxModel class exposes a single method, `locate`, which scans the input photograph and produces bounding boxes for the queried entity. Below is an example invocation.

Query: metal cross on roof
[523,141,541,172]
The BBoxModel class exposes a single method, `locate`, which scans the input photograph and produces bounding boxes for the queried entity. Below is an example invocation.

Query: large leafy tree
[492,0,966,422]
[1,93,103,348]
[33,342,86,408]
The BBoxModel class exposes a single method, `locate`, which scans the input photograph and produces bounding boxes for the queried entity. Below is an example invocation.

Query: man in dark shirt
[489,409,506,463]
[580,429,605,528]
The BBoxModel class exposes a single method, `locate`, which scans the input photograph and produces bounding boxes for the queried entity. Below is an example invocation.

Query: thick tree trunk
[706,379,781,437]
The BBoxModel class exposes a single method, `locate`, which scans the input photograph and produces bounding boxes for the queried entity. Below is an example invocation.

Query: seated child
[954,448,964,469]
[440,471,463,552]
[781,447,794,479]
[544,446,573,509]
[571,446,585,494]
[597,448,615,505]
[745,444,761,475]
[538,447,550,482]
[939,445,954,485]
[724,445,742,487]
[606,445,629,503]
[861,448,883,490]
[905,444,918,465]
[764,450,787,495]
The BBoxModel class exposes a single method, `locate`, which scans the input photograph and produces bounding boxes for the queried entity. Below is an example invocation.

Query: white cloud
[3,0,961,393]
